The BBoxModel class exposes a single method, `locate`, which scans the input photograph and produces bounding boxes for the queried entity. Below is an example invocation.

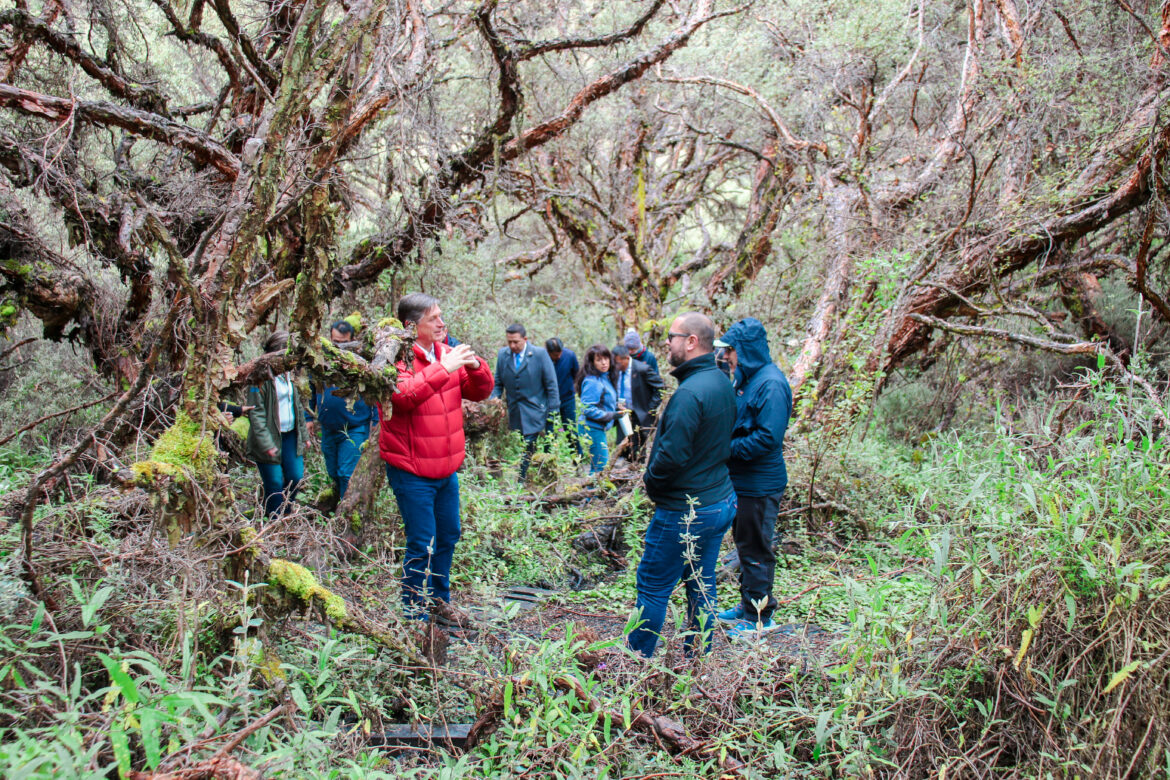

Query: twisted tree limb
[336,0,719,291]
[907,313,1169,428]
[0,9,169,112]
[0,83,240,177]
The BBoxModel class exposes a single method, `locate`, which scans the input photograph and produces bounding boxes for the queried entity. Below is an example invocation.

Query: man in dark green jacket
[713,318,793,639]
[629,312,737,658]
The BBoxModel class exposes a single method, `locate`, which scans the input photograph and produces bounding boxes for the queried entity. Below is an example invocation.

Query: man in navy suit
[545,337,583,457]
[490,323,559,479]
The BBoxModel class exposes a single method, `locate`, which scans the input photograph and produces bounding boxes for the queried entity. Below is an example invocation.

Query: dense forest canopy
[1,0,1169,777]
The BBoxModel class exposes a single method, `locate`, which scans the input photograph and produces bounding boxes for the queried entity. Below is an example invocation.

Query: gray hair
[397,293,439,326]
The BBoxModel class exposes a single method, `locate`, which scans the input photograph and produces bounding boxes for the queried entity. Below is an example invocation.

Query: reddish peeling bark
[0,83,240,178]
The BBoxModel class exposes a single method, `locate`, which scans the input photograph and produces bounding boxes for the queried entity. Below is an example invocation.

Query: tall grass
[819,368,1170,776]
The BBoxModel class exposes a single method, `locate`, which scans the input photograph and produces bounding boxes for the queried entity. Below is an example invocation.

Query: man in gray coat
[491,323,559,478]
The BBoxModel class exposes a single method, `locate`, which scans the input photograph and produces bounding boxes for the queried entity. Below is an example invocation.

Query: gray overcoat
[490,343,559,436]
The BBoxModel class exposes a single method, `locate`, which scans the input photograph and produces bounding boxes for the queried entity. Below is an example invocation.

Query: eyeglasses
[666,332,691,341]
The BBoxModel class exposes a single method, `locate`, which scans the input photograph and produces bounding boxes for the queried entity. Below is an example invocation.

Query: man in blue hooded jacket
[309,320,380,503]
[713,318,793,639]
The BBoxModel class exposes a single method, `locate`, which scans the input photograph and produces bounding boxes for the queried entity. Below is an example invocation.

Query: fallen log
[236,540,449,668]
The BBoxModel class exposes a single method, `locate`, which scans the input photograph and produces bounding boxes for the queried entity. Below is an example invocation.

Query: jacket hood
[721,318,772,382]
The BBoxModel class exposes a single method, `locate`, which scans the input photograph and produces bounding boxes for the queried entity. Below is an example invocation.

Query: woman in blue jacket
[575,344,619,474]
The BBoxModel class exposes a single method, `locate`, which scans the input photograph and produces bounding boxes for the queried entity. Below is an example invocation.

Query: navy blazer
[490,343,559,435]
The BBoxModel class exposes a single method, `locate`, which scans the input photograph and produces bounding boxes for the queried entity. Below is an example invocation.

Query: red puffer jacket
[377,342,494,479]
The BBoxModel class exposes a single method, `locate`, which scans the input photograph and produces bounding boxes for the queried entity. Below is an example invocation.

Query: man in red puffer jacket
[378,293,494,621]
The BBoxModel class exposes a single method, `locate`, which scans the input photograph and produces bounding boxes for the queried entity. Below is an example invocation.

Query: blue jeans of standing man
[385,465,461,620]
[320,425,369,500]
[256,430,304,517]
[628,493,737,657]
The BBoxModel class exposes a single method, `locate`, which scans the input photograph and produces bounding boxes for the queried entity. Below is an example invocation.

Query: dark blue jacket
[313,386,378,432]
[643,352,736,510]
[720,318,792,497]
[631,347,659,374]
[552,349,580,406]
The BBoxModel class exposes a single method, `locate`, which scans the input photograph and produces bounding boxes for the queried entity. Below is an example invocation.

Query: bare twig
[0,390,119,448]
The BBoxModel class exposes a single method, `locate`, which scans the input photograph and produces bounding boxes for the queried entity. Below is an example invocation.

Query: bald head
[665,311,716,367]
[676,312,715,352]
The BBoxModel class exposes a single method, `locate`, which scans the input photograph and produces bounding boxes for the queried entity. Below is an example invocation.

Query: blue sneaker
[716,604,744,623]
[727,617,778,642]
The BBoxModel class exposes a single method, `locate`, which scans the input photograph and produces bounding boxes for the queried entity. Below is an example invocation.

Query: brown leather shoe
[430,600,475,629]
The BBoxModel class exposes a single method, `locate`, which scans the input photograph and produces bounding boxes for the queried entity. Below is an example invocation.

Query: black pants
[732,492,784,620]
[614,423,649,462]
[519,431,545,478]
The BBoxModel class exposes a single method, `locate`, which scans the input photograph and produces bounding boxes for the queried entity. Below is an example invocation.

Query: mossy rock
[527,451,561,488]
[343,311,362,332]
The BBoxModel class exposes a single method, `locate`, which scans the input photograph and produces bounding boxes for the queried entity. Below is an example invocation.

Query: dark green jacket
[643,352,736,510]
[245,376,310,464]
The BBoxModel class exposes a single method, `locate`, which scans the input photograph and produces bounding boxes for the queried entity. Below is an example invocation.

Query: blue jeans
[579,423,608,474]
[385,465,461,619]
[256,430,304,517]
[320,425,369,500]
[628,493,737,658]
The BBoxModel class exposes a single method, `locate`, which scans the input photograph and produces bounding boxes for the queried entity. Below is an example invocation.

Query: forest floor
[275,440,931,738]
[4,381,1168,778]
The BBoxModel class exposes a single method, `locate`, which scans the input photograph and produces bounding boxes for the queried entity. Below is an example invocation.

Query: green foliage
[0,575,404,778]
[803,365,1170,776]
[6,324,1170,777]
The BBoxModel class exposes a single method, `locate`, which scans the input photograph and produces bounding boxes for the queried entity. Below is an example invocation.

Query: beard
[668,349,685,368]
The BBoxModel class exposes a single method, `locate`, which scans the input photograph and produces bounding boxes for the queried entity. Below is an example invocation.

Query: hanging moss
[267,559,348,622]
[320,339,364,365]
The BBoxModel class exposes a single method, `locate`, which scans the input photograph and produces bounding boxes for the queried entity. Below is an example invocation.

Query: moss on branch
[130,411,220,485]
[266,558,348,622]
